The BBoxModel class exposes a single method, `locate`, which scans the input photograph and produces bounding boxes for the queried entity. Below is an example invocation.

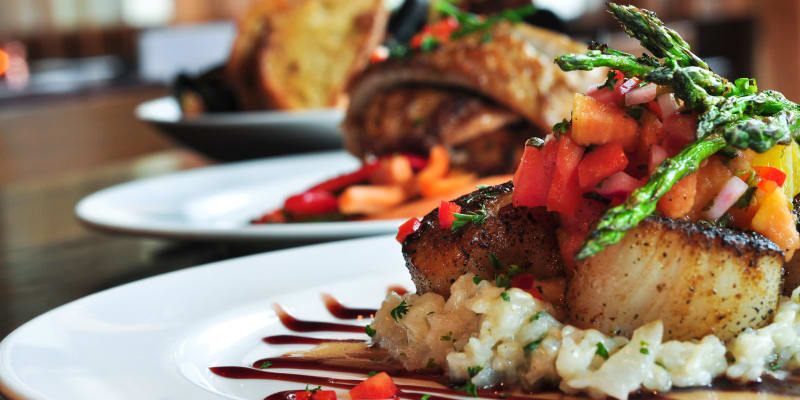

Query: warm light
[0,49,8,77]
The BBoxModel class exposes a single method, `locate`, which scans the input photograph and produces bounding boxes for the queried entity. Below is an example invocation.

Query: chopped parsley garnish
[304,385,322,393]
[626,107,644,120]
[769,360,782,371]
[476,184,490,189]
[639,341,650,355]
[467,365,483,377]
[480,32,493,43]
[500,292,510,302]
[391,301,410,322]
[507,264,523,279]
[421,395,431,400]
[473,276,484,285]
[258,361,272,369]
[420,36,440,52]
[598,70,619,91]
[530,311,548,322]
[489,253,503,270]
[436,0,537,41]
[526,136,545,148]
[595,342,609,359]
[456,381,478,397]
[368,371,378,377]
[552,119,571,135]
[451,204,488,231]
[495,274,511,289]
[365,324,376,337]
[426,358,437,369]
[735,186,757,208]
[524,339,542,354]
[441,332,454,341]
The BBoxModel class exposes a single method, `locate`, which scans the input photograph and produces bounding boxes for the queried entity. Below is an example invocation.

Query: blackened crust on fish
[402,182,564,297]
[567,216,784,341]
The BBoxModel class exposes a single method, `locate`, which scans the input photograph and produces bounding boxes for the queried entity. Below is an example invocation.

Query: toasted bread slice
[227,0,388,110]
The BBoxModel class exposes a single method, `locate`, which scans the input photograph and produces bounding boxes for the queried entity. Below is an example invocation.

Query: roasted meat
[402,182,564,297]
[567,216,784,342]
[401,182,785,341]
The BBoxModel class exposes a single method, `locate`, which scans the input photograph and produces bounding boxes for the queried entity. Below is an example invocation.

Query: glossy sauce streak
[273,304,365,333]
[250,357,448,384]
[263,335,365,345]
[321,293,376,319]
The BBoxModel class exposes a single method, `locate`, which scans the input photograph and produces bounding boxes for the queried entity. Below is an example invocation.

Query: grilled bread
[227,0,388,110]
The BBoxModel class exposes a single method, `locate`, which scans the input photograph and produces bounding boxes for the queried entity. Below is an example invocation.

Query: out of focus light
[1,41,30,90]
[0,50,8,77]
[535,0,602,20]
[121,0,174,27]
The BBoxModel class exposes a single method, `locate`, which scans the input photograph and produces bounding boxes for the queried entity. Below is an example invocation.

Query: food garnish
[553,3,800,259]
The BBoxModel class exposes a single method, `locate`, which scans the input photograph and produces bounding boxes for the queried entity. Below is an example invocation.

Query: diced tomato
[396,217,421,243]
[657,173,697,219]
[438,201,462,230]
[586,70,626,105]
[294,390,337,400]
[754,166,787,187]
[370,46,389,64]
[571,93,639,151]
[252,209,286,224]
[758,179,779,194]
[512,139,558,208]
[751,188,800,260]
[308,162,380,193]
[577,143,629,190]
[510,273,543,300]
[295,391,311,400]
[546,136,585,216]
[663,113,698,155]
[284,191,339,216]
[409,17,459,49]
[646,100,663,120]
[349,372,399,400]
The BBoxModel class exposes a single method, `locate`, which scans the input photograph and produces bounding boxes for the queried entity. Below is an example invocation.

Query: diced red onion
[617,78,638,95]
[649,145,668,174]
[657,93,680,117]
[704,176,749,220]
[625,83,657,106]
[596,172,643,198]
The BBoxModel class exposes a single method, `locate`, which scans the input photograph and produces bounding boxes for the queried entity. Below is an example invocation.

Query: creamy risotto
[370,274,800,400]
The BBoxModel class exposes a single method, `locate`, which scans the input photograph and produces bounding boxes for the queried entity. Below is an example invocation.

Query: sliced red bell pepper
[758,178,779,194]
[754,166,787,187]
[349,372,399,400]
[283,191,339,216]
[546,136,586,216]
[438,201,462,230]
[577,142,629,190]
[646,100,662,120]
[396,217,421,243]
[307,162,380,193]
[410,17,459,49]
[512,138,558,208]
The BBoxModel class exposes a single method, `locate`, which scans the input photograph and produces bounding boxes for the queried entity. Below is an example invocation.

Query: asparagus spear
[553,3,800,259]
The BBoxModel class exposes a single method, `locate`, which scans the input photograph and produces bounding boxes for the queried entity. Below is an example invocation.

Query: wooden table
[0,86,259,340]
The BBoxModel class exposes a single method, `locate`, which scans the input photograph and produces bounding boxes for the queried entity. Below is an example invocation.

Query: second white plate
[75,151,404,242]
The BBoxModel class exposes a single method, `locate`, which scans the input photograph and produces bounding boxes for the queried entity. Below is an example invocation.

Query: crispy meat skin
[342,22,603,159]
[567,216,784,341]
[402,182,564,297]
[403,182,785,341]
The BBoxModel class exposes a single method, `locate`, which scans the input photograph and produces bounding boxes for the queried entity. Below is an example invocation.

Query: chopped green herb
[507,264,523,279]
[467,365,483,377]
[437,0,536,41]
[421,395,431,400]
[387,42,409,59]
[441,332,454,341]
[640,347,650,355]
[304,385,322,393]
[472,276,484,285]
[769,360,782,371]
[495,274,512,289]
[427,311,435,316]
[500,292,510,302]
[735,186,757,208]
[530,311,548,322]
[655,360,668,369]
[552,119,571,135]
[536,285,543,295]
[451,204,488,231]
[368,371,378,377]
[456,381,478,397]
[595,342,610,359]
[258,361,272,369]
[489,253,503,270]
[640,340,649,346]
[637,80,650,88]
[524,339,542,354]
[598,70,619,91]
[391,301,410,322]
[526,136,545,148]
[480,32,493,43]
[476,184,490,189]
[420,36,440,52]
[426,358,437,369]
[365,324,376,337]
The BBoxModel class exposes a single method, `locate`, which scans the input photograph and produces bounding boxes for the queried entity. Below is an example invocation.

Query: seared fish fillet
[403,183,785,341]
[567,216,784,342]
[402,182,564,297]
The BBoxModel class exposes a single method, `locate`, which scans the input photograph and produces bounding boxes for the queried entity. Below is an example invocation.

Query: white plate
[75,151,404,242]
[0,235,410,399]
[136,97,344,161]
